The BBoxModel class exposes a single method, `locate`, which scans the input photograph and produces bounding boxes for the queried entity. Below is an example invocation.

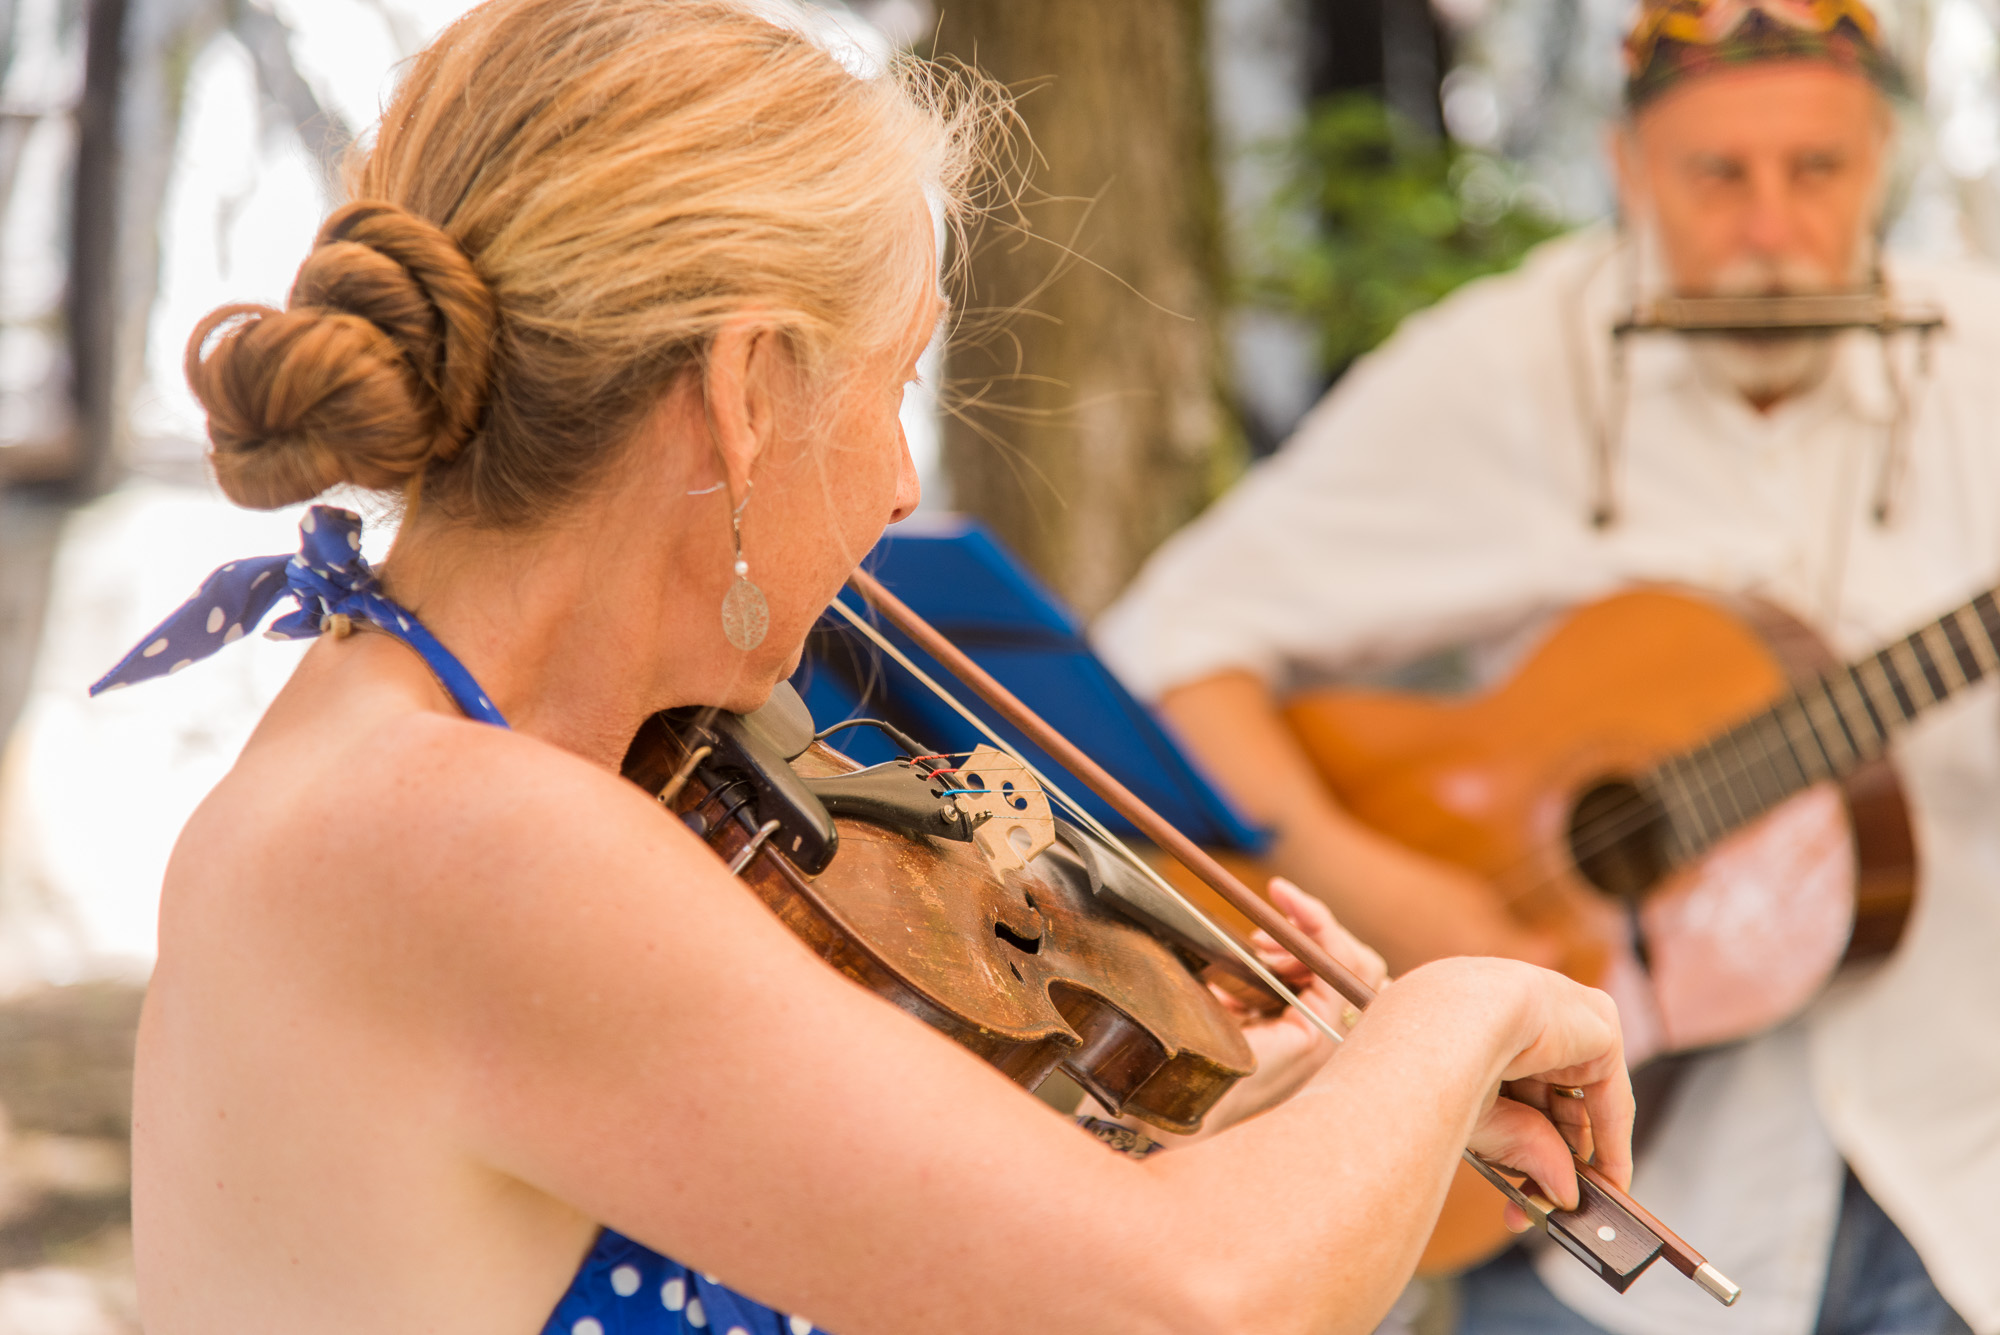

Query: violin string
[824,587,1794,990]
[831,578,1680,987]
[826,595,1345,1047]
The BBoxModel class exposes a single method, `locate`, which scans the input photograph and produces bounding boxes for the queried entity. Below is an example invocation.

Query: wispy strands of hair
[189,0,1013,527]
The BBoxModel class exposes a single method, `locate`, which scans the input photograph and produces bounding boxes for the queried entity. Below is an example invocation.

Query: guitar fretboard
[1645,590,2000,861]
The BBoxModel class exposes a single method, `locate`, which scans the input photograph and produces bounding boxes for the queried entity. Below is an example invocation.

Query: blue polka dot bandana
[89,504,506,726]
[547,1231,824,1335]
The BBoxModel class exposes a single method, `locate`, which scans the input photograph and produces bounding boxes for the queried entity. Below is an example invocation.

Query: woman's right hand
[1415,957,1633,1223]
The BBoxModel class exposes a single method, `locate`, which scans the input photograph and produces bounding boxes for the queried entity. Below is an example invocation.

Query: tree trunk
[933,0,1239,618]
[58,0,344,493]
[66,0,131,494]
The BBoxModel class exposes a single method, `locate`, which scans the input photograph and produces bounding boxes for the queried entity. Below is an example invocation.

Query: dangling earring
[720,489,769,651]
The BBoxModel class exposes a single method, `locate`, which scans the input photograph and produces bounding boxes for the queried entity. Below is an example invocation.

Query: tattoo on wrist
[1076,1115,1163,1158]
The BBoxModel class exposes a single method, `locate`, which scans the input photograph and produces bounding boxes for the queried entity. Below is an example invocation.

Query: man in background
[1098,0,1999,1329]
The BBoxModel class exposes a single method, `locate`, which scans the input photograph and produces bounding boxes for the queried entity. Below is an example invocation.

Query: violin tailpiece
[666,706,840,875]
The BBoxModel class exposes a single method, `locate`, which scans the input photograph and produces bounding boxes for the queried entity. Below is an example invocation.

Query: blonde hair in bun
[189,201,497,509]
[185,0,1002,525]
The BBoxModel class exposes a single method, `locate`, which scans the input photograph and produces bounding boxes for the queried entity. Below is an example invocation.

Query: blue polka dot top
[95,505,831,1335]
[553,1231,824,1335]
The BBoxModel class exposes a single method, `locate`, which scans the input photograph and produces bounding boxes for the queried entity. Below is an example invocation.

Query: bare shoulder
[157,687,788,1063]
[348,710,740,963]
[204,701,743,971]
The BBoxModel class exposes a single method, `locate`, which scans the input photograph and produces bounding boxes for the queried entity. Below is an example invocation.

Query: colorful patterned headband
[1624,0,1903,108]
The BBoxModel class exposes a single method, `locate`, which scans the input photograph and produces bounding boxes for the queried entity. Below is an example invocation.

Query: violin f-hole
[994,920,1044,955]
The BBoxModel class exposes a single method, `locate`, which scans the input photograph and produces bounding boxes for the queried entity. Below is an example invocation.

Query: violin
[620,568,1741,1307]
[621,682,1258,1133]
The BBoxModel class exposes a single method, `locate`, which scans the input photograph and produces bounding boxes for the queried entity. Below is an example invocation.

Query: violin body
[622,694,1255,1135]
[1282,587,1917,1271]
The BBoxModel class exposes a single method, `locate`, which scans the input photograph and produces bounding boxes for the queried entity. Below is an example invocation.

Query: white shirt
[1095,227,2000,1335]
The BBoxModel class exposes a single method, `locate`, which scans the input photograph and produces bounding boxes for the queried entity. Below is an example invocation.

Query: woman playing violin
[118,2,1634,1331]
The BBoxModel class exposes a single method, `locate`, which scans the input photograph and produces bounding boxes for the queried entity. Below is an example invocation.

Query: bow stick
[841,567,1740,1306]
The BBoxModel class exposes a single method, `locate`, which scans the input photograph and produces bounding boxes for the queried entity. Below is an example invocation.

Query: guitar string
[1549,628,1947,875]
[1474,687,1863,913]
[1489,297,1945,921]
[1460,622,1969,913]
[1307,602,1975,917]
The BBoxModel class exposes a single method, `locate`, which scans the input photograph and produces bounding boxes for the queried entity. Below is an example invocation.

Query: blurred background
[0,0,1994,1328]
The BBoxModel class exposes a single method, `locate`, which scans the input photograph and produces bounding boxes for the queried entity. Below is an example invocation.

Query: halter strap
[89,504,508,729]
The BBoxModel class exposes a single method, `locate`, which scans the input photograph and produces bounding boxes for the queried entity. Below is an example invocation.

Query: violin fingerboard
[1545,1177,1665,1293]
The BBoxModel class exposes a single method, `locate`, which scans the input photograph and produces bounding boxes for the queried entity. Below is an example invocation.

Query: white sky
[131,0,946,490]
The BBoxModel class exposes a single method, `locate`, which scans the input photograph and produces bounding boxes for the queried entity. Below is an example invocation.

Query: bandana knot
[90,504,505,726]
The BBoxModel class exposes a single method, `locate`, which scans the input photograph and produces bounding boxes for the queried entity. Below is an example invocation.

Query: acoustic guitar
[1280,585,1966,1272]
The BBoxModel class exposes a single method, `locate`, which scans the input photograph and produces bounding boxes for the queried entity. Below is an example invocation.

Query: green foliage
[1251,93,1567,376]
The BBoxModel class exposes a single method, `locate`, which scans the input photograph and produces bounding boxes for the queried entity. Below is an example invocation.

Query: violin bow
[839,567,1740,1307]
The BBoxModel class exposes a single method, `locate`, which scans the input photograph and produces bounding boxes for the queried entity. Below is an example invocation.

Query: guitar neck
[1647,589,2000,860]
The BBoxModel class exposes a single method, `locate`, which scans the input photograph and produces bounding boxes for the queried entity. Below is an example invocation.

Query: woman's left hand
[1143,878,1388,1146]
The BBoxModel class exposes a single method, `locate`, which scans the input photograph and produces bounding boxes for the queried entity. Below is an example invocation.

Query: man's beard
[1628,211,1878,408]
[1685,254,1848,406]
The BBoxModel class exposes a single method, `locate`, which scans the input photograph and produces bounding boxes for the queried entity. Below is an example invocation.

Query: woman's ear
[702,319,780,500]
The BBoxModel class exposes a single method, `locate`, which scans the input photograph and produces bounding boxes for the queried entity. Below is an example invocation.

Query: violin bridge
[952,747,1056,871]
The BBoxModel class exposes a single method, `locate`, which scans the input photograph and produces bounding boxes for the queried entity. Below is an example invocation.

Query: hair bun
[186,200,498,509]
[298,201,499,457]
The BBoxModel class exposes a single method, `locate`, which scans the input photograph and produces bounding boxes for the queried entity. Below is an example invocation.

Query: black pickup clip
[673,683,990,877]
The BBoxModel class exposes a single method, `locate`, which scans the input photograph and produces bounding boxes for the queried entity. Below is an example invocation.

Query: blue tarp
[790,514,1267,853]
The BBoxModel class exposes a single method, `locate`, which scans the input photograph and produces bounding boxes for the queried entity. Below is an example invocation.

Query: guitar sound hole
[1568,779,1672,902]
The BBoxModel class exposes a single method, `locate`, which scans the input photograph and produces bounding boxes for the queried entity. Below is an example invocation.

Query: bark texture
[934,0,1239,617]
